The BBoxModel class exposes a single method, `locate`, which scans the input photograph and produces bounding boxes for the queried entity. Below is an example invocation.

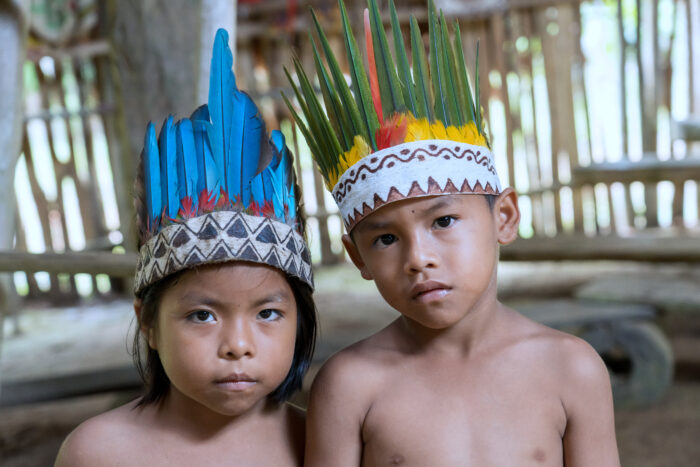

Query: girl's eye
[189,310,215,323]
[434,216,456,229]
[258,309,282,321]
[374,233,397,247]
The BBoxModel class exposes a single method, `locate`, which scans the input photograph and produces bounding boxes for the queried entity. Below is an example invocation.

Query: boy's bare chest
[360,362,566,467]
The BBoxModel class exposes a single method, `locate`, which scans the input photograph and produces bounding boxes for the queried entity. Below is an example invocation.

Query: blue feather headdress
[134,29,313,294]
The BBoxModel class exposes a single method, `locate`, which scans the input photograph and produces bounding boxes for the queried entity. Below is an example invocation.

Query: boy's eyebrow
[355,197,457,233]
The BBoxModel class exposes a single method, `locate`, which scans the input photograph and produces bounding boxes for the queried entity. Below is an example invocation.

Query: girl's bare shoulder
[54,399,156,467]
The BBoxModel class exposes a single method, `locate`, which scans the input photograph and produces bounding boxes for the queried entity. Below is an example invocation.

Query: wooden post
[0,0,28,397]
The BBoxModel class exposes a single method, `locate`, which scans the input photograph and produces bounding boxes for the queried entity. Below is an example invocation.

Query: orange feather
[364,9,383,124]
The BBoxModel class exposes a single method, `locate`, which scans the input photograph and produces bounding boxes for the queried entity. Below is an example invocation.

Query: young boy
[285,1,619,465]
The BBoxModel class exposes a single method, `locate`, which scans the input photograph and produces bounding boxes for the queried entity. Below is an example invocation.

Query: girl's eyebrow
[178,290,293,308]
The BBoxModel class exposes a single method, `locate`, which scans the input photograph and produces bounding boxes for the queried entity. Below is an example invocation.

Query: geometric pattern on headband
[332,139,501,230]
[134,211,313,294]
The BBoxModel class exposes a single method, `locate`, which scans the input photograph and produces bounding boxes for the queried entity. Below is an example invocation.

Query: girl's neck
[156,387,280,440]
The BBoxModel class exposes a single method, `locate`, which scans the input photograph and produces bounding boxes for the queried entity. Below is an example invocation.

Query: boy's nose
[403,234,438,273]
[218,319,255,359]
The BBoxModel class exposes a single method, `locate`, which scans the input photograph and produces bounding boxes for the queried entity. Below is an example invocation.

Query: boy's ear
[341,234,374,280]
[494,187,520,245]
[134,299,157,350]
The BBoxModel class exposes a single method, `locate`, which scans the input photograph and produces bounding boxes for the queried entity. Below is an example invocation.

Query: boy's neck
[394,271,504,358]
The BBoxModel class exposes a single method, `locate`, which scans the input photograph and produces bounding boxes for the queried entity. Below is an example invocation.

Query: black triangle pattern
[135,211,313,293]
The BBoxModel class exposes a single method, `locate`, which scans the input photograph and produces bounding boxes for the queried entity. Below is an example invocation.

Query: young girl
[55,29,316,467]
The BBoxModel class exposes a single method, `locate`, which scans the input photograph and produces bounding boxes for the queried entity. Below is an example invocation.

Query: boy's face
[147,263,297,417]
[343,191,519,330]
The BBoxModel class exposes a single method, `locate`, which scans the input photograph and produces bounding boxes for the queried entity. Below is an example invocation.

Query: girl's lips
[215,373,257,391]
[215,380,257,391]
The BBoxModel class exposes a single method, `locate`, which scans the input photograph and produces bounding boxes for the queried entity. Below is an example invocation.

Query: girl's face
[148,262,297,417]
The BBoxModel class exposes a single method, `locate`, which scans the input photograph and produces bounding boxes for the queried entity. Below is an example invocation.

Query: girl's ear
[342,234,374,280]
[134,299,157,350]
[494,187,520,245]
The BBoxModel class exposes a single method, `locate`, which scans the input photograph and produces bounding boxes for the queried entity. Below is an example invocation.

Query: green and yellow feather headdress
[284,0,502,230]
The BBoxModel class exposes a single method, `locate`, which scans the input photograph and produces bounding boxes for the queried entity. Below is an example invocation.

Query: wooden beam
[501,235,700,262]
[572,156,700,185]
[0,251,137,276]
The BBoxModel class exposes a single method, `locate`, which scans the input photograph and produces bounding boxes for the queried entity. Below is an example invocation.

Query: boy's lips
[215,373,257,391]
[410,280,451,301]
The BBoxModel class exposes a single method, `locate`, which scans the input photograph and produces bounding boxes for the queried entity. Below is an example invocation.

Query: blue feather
[176,119,198,208]
[208,29,237,200]
[191,105,221,202]
[143,122,161,223]
[158,115,179,219]
[239,95,265,206]
[269,130,295,221]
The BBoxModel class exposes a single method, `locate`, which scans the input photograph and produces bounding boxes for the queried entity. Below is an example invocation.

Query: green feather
[389,0,417,117]
[453,20,477,124]
[368,0,405,117]
[338,0,378,149]
[439,11,463,126]
[281,90,328,178]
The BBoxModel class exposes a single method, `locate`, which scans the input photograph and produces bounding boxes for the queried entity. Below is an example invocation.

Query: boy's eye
[189,310,215,323]
[434,215,456,228]
[258,309,282,321]
[374,233,397,247]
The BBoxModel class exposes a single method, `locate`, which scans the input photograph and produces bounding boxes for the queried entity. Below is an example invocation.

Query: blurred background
[0,0,699,465]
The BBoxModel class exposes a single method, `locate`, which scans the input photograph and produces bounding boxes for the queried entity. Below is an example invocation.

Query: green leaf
[368,0,405,117]
[428,0,449,125]
[389,0,417,117]
[311,9,365,144]
[285,66,334,175]
[439,11,463,126]
[292,58,344,163]
[281,90,328,179]
[410,16,433,121]
[338,0,379,149]
[475,40,483,136]
[453,20,477,124]
[310,35,353,150]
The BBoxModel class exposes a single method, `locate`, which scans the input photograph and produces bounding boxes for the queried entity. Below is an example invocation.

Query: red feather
[364,9,383,124]
[178,196,197,219]
[198,189,217,213]
[375,114,408,150]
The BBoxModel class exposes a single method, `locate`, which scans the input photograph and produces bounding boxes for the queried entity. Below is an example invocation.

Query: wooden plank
[575,273,700,312]
[0,251,137,276]
[0,366,141,407]
[502,234,700,261]
[573,156,700,184]
[507,298,655,328]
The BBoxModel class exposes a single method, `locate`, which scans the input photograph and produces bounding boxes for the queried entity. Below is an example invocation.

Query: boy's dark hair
[484,194,497,210]
[132,269,317,406]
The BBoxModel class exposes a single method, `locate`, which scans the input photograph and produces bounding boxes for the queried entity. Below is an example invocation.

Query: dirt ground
[1,262,699,466]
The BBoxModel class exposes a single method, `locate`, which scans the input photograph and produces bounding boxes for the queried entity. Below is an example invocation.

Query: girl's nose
[218,318,255,359]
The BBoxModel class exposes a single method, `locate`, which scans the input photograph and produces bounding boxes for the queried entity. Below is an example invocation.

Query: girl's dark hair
[132,270,317,406]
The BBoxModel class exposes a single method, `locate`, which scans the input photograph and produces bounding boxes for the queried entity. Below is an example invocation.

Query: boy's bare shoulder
[311,323,402,403]
[54,400,152,467]
[500,307,610,396]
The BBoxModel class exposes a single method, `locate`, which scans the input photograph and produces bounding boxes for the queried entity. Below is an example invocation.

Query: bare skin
[56,263,306,466]
[54,398,304,466]
[306,191,619,466]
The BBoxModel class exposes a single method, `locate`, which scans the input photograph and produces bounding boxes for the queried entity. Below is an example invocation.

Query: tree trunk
[0,0,28,396]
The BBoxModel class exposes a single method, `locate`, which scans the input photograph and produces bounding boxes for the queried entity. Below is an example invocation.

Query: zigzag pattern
[331,140,502,230]
[135,211,313,293]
